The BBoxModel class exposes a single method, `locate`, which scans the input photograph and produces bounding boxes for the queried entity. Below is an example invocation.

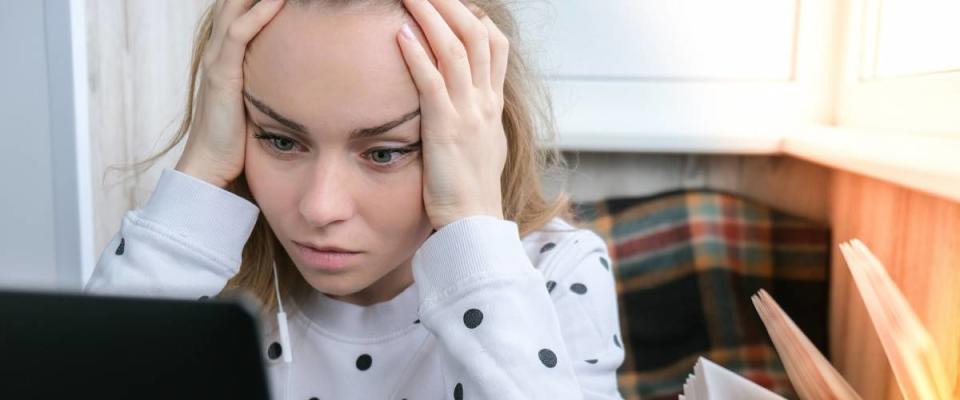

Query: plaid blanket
[571,189,830,400]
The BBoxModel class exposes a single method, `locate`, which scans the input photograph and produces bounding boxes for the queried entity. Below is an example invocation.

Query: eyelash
[253,130,420,168]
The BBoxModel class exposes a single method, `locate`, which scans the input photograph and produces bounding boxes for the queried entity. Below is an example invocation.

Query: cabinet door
[511,0,837,153]
[837,0,960,137]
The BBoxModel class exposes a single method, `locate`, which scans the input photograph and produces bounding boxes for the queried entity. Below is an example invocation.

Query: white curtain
[85,0,212,264]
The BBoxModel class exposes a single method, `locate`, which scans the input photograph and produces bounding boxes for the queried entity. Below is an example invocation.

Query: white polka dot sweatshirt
[85,168,626,400]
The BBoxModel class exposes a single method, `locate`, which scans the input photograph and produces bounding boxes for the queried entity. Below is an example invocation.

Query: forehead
[243,5,417,133]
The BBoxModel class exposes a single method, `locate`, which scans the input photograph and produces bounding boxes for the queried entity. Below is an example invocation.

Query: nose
[298,162,355,228]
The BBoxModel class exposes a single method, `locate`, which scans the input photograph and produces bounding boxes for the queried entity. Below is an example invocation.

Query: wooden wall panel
[552,152,832,224]
[829,170,960,400]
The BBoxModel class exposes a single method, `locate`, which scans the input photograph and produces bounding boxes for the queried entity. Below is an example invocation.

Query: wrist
[432,208,504,231]
[175,153,229,189]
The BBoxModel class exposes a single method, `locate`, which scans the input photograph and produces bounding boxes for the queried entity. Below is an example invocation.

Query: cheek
[376,168,421,202]
[244,137,298,216]
[363,160,429,231]
[244,135,267,198]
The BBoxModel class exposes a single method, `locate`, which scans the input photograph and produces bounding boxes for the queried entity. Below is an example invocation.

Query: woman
[85,0,625,398]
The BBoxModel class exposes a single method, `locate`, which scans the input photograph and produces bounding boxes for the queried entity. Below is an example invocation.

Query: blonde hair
[133,0,573,316]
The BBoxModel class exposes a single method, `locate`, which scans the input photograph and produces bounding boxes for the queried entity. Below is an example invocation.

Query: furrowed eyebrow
[242,90,420,140]
[242,90,306,133]
[351,108,421,139]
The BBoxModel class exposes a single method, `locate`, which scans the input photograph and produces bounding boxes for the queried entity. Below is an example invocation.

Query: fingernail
[400,23,415,40]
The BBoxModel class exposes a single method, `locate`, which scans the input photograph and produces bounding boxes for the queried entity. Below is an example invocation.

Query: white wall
[0,0,90,291]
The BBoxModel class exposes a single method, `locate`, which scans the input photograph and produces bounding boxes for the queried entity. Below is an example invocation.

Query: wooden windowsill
[783,126,960,203]
[547,125,960,204]
[552,131,783,154]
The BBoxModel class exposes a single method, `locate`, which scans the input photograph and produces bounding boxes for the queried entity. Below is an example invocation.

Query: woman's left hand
[397,0,510,231]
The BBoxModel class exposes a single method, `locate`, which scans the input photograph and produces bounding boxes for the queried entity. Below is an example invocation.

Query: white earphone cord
[272,261,293,400]
[272,261,285,315]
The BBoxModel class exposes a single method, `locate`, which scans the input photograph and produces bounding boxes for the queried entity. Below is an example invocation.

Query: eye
[364,143,421,167]
[369,149,402,164]
[272,137,296,152]
[254,131,302,154]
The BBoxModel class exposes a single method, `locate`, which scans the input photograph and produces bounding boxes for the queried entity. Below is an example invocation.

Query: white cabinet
[512,0,839,153]
[835,0,960,137]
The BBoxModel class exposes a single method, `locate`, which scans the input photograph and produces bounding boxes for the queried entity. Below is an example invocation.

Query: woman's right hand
[175,0,285,189]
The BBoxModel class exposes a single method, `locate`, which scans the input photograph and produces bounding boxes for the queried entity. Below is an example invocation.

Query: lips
[294,241,360,254]
[292,241,362,271]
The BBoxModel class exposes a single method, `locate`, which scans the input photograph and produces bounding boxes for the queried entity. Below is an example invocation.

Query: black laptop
[0,288,271,399]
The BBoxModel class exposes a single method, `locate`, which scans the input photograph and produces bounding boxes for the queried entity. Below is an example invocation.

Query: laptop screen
[0,289,271,399]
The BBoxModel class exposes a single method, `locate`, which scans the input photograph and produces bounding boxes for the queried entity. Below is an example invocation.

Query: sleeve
[411,216,625,400]
[83,168,261,300]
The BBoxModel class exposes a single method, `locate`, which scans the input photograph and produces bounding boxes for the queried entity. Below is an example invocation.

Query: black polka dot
[463,308,483,329]
[539,242,556,253]
[570,283,588,295]
[267,342,282,360]
[198,295,209,301]
[115,238,125,255]
[356,354,372,371]
[599,257,609,270]
[310,398,319,400]
[545,280,557,293]
[538,348,557,368]
[454,383,463,400]
[613,334,622,349]
[586,359,598,364]
[413,319,421,324]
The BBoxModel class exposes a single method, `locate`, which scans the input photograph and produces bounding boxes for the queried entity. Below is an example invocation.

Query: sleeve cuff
[412,215,539,307]
[139,168,261,263]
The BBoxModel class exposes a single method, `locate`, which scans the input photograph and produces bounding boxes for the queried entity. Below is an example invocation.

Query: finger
[209,0,254,57]
[402,0,474,106]
[216,0,286,69]
[425,0,491,91]
[479,15,509,98]
[397,24,455,130]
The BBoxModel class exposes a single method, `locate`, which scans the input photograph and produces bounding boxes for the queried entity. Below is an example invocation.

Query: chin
[302,275,363,297]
